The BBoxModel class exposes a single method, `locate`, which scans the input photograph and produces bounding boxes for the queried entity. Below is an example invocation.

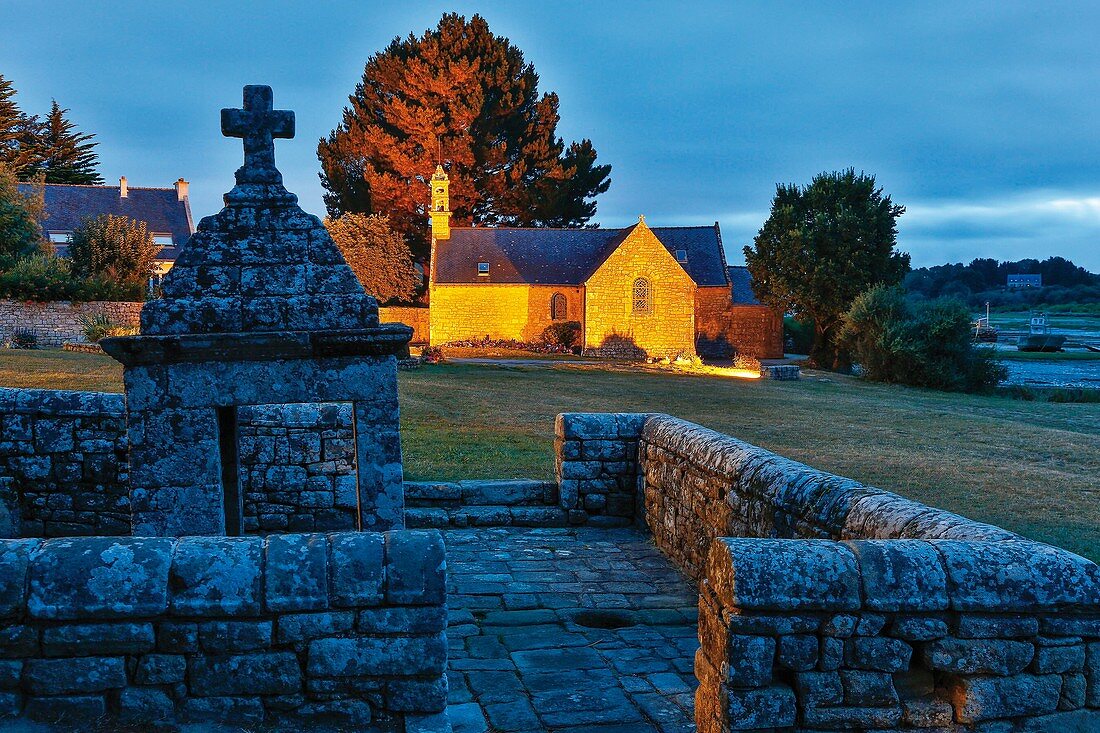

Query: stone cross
[221,85,294,177]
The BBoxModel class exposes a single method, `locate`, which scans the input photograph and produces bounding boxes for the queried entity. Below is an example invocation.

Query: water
[1001,359,1100,389]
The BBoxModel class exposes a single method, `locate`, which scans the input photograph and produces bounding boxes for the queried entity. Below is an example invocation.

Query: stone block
[329,532,385,607]
[136,653,186,684]
[795,671,843,706]
[557,413,618,440]
[188,652,302,696]
[724,635,774,687]
[387,677,449,712]
[891,615,949,641]
[840,670,898,705]
[170,536,263,616]
[901,697,954,727]
[777,634,818,671]
[948,673,1061,723]
[265,533,328,612]
[278,610,355,643]
[923,637,1035,675]
[358,605,448,635]
[307,633,447,677]
[957,613,1040,638]
[803,705,902,729]
[157,621,198,652]
[1034,643,1086,674]
[117,687,174,725]
[819,637,843,671]
[846,540,948,611]
[0,660,21,688]
[1062,673,1087,710]
[180,695,264,725]
[844,637,912,672]
[724,683,796,730]
[42,621,154,656]
[708,539,860,611]
[23,694,106,723]
[292,699,374,727]
[28,537,172,619]
[936,540,1100,612]
[385,530,446,605]
[24,656,126,694]
[0,539,40,619]
[199,619,273,652]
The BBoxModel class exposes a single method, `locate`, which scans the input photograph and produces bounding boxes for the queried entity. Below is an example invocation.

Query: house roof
[18,182,194,260]
[728,266,762,305]
[433,223,730,286]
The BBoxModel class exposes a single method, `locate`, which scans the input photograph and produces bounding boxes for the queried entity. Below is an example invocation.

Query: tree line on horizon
[0,74,102,185]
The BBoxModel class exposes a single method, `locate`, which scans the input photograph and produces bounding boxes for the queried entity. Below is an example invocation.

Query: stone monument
[102,85,411,537]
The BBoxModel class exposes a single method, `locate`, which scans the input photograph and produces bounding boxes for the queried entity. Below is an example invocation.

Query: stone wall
[698,537,1100,733]
[0,300,142,346]
[694,287,783,360]
[584,224,697,359]
[0,531,449,731]
[553,412,1100,731]
[428,283,584,345]
[0,388,129,538]
[554,413,647,527]
[238,403,359,534]
[378,306,429,345]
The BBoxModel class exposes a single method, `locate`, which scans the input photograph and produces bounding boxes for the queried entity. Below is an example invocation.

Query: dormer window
[153,234,173,247]
[477,262,490,276]
[48,231,72,243]
[675,249,688,263]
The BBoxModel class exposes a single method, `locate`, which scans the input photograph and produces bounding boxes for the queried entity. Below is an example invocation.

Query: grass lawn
[2,348,1099,561]
[995,350,1100,361]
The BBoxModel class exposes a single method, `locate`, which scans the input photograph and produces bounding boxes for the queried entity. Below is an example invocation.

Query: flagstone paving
[443,527,700,733]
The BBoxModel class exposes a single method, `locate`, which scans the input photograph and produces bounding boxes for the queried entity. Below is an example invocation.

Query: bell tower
[430,165,451,241]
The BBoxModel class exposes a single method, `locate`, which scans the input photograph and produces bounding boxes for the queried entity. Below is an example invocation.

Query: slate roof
[18,182,194,260]
[728,266,763,305]
[433,223,730,286]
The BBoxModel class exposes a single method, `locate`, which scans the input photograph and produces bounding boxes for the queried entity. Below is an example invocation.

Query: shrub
[0,164,45,266]
[68,214,159,286]
[733,352,762,372]
[840,285,1006,392]
[539,321,581,351]
[420,345,446,364]
[0,253,144,302]
[783,316,814,354]
[78,312,135,342]
[10,328,37,349]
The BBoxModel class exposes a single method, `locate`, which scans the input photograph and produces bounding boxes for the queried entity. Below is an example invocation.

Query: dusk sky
[2,1,1098,269]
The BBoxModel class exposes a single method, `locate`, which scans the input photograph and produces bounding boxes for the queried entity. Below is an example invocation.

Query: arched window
[550,292,567,321]
[632,278,652,314]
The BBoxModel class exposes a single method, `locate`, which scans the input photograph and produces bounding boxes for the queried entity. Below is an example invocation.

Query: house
[19,177,195,276]
[426,166,782,359]
[1007,274,1042,289]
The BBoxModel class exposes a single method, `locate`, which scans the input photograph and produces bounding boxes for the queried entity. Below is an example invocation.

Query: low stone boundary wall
[0,388,129,538]
[0,300,142,347]
[404,479,564,528]
[378,306,429,345]
[0,530,449,730]
[699,537,1100,732]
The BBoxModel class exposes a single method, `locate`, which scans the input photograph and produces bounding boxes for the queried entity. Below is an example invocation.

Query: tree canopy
[0,161,45,265]
[318,13,611,260]
[0,74,101,183]
[745,169,910,368]
[325,213,422,304]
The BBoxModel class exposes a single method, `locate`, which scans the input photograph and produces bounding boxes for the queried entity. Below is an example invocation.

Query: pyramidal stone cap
[102,85,410,364]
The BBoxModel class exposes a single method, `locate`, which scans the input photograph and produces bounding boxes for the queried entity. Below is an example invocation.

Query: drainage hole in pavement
[572,610,637,629]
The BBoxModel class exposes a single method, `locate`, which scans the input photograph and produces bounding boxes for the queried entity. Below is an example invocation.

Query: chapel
[426,166,783,359]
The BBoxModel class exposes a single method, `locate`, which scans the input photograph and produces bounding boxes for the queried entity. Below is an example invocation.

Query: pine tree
[318,13,611,261]
[0,75,21,162]
[26,100,102,184]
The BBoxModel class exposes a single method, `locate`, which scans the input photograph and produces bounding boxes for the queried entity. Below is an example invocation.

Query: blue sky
[2,1,1098,269]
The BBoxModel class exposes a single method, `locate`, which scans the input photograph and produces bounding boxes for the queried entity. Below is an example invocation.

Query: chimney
[174,177,189,202]
[119,176,128,198]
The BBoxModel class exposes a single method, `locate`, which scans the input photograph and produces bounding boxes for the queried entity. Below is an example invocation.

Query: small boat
[1085,344,1100,353]
[973,302,998,342]
[1017,312,1067,352]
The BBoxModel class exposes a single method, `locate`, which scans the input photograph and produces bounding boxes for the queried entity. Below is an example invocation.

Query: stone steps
[404,479,558,508]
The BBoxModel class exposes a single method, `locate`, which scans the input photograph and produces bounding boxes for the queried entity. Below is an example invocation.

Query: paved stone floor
[443,527,700,733]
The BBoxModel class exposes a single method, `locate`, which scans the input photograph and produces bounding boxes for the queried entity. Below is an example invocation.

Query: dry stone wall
[554,413,647,527]
[553,412,1100,731]
[0,530,449,731]
[0,388,129,538]
[0,300,142,346]
[378,306,429,345]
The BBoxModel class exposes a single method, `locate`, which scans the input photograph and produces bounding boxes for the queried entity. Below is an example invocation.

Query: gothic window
[632,278,652,314]
[550,292,567,321]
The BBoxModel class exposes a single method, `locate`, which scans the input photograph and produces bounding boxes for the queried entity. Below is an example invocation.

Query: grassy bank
[2,349,1098,561]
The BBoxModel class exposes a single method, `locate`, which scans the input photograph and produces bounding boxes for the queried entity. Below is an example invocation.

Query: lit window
[48,232,72,243]
[477,262,490,276]
[550,293,567,321]
[675,249,688,263]
[632,278,652,314]
[152,234,173,246]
